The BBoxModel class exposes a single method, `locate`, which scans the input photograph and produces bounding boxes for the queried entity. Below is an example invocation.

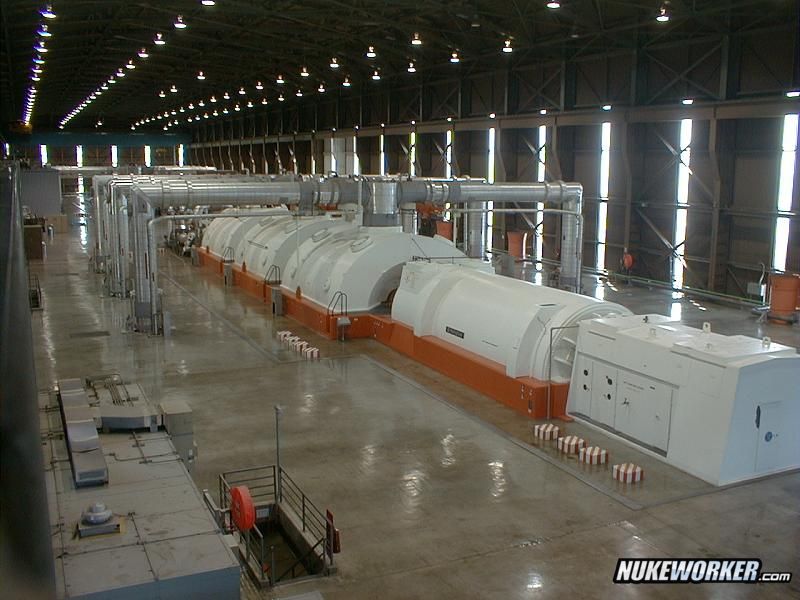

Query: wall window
[39,144,48,166]
[177,144,184,167]
[144,145,152,167]
[76,145,84,167]
[773,113,798,271]
[409,132,416,176]
[487,127,496,234]
[673,118,693,288]
[445,129,453,179]
[597,122,611,271]
[535,125,547,268]
[111,145,119,167]
[353,136,360,175]
[379,133,386,175]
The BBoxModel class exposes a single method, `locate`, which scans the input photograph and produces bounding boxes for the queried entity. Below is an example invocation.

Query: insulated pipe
[146,211,293,334]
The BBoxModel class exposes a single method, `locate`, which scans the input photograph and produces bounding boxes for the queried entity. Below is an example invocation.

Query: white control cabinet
[567,314,800,486]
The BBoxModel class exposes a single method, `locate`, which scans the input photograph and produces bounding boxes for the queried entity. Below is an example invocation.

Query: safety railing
[326,290,348,316]
[28,273,43,311]
[264,264,281,285]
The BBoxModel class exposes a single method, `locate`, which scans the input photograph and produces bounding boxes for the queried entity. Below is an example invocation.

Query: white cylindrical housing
[391,262,632,381]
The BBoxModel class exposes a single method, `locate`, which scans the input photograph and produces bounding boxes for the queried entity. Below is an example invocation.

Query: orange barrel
[769,274,800,316]
[435,220,454,240]
[506,231,527,259]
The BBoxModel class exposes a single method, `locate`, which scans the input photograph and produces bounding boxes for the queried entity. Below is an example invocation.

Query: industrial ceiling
[1,0,796,132]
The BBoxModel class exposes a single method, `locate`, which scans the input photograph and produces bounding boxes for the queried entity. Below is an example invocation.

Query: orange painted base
[195,246,570,419]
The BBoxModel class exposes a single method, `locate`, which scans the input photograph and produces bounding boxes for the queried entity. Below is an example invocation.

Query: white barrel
[391,262,632,381]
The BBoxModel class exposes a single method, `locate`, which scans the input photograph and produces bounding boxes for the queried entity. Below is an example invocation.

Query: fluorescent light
[174,15,187,29]
[411,32,422,46]
[450,51,460,63]
[238,86,246,95]
[366,46,376,58]
[681,98,694,105]
[371,70,381,80]
[602,104,612,111]
[656,3,671,22]
[154,33,166,45]
[197,71,205,80]
[138,47,149,58]
[407,61,416,73]
[787,90,800,98]
[547,1,561,8]
[201,0,216,5]
[276,75,284,84]
[41,4,56,18]
[502,39,513,53]
[300,66,309,77]
[255,81,263,90]
[330,58,339,69]
[342,77,351,87]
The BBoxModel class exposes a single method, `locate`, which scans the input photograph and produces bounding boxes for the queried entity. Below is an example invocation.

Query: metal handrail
[275,537,325,583]
[264,264,281,284]
[326,290,348,316]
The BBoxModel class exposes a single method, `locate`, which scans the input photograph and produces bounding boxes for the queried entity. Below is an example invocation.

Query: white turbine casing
[202,207,289,256]
[567,314,800,485]
[281,227,468,312]
[391,261,632,381]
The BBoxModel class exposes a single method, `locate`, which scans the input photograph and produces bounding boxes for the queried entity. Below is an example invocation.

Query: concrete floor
[31,229,799,599]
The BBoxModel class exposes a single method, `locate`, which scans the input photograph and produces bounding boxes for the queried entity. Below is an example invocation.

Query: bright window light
[409,132,416,176]
[330,141,337,172]
[39,144,48,165]
[144,145,152,167]
[3,143,10,158]
[379,134,386,175]
[535,125,547,268]
[353,136,360,175]
[596,122,611,271]
[111,145,118,167]
[673,118,693,288]
[311,150,316,174]
[177,144,184,167]
[773,113,798,271]
[445,130,453,179]
[487,127,496,232]
[76,145,83,167]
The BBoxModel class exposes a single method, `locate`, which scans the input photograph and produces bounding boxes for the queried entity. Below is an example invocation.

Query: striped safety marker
[533,423,560,441]
[557,435,586,454]
[612,463,644,483]
[579,446,608,465]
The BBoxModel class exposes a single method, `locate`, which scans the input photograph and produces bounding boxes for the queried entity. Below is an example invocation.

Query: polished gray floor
[30,230,799,599]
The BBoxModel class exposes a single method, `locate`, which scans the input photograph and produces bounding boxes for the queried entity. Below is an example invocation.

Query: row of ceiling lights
[58,10,203,128]
[21,4,56,125]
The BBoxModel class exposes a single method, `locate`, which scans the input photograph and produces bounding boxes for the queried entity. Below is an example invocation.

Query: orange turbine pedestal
[435,221,453,240]
[769,274,799,316]
[506,231,527,259]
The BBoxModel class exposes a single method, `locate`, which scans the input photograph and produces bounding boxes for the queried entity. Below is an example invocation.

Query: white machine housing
[567,314,800,486]
[391,261,632,381]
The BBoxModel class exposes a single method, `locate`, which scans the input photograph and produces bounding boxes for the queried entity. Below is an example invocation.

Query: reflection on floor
[31,231,800,599]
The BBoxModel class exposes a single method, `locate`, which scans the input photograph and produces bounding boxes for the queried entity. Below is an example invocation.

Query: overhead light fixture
[539,109,547,115]
[125,60,136,69]
[35,42,47,53]
[489,112,496,119]
[502,39,513,53]
[261,97,268,104]
[601,104,612,111]
[785,90,799,98]
[174,15,187,29]
[222,107,229,113]
[41,4,56,18]
[201,0,216,5]
[31,75,40,82]
[208,96,215,104]
[32,67,42,74]
[318,83,326,92]
[179,106,185,112]
[154,33,166,45]
[189,102,195,109]
[234,103,241,111]
[450,51,460,63]
[372,70,381,80]
[198,99,205,106]
[342,76,351,87]
[38,24,51,37]
[411,32,422,46]
[170,109,176,115]
[366,46,376,58]
[329,57,339,69]
[247,100,253,108]
[407,61,416,73]
[33,56,44,64]
[681,98,694,105]
[301,66,309,77]
[278,94,284,101]
[223,91,230,99]
[138,47,149,58]
[276,74,284,84]
[213,108,219,115]
[295,89,303,97]
[159,90,166,97]
[446,116,453,122]
[101,83,108,90]
[238,86,246,95]
[546,1,561,8]
[197,71,206,80]
[656,2,671,23]
[170,84,178,93]
[256,81,263,90]
[116,68,125,77]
